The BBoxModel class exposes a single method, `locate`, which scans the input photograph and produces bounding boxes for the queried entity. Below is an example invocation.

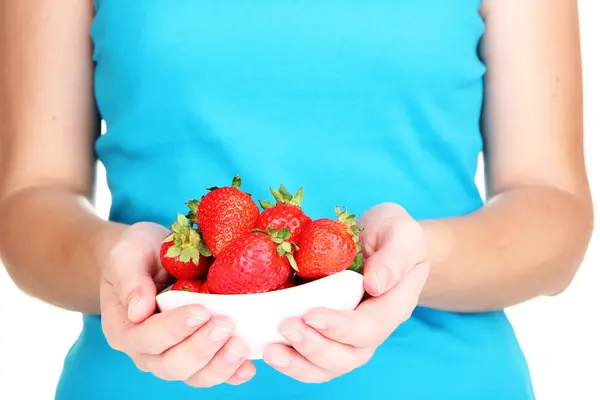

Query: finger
[304,261,430,348]
[226,360,256,386]
[277,317,371,375]
[104,240,159,323]
[104,304,210,355]
[144,316,235,381]
[184,336,250,387]
[263,344,334,384]
[363,220,427,296]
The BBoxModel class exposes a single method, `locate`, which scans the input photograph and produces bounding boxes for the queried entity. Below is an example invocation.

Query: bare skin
[0,0,593,386]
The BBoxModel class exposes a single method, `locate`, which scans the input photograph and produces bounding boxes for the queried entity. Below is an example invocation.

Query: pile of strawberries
[159,175,363,295]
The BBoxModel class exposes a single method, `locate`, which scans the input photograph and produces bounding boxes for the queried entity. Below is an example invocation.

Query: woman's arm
[418,0,594,312]
[0,0,127,314]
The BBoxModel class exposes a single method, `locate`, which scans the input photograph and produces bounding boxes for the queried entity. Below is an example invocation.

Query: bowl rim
[156,269,364,301]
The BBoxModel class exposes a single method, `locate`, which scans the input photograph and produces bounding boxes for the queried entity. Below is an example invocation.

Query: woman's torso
[56,1,535,398]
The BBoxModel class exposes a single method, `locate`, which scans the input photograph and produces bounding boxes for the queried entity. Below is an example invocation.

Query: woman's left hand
[263,202,430,383]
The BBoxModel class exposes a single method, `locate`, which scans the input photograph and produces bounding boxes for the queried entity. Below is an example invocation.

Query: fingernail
[223,346,242,363]
[280,330,303,343]
[304,319,327,330]
[186,311,209,329]
[127,294,139,319]
[374,268,389,295]
[210,326,232,343]
[236,369,252,379]
[271,355,291,368]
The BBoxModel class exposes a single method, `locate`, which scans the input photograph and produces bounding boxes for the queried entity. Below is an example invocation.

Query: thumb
[105,241,158,323]
[362,236,405,297]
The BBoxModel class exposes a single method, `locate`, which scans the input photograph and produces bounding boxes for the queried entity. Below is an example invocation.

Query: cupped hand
[100,222,255,387]
[263,202,430,383]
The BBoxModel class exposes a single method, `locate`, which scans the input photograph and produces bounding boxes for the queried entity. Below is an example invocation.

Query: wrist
[90,217,129,271]
[417,218,455,305]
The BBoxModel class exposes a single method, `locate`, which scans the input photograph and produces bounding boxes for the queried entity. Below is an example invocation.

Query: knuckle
[154,365,187,382]
[186,372,221,388]
[102,326,126,353]
[131,355,150,373]
[357,348,375,366]
[105,335,124,352]
[159,354,193,381]
[187,336,218,362]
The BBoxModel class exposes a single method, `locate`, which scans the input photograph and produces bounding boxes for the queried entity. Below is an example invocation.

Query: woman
[0,0,593,399]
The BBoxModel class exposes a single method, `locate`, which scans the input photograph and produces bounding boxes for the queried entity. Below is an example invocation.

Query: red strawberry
[279,279,295,290]
[200,283,211,294]
[186,175,259,257]
[172,279,205,293]
[206,228,296,294]
[295,206,363,279]
[160,213,212,280]
[255,185,312,246]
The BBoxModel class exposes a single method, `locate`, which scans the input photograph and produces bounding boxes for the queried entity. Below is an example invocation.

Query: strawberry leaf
[177,213,188,227]
[165,245,182,258]
[347,253,364,273]
[292,186,304,206]
[197,241,212,257]
[189,247,200,265]
[278,242,293,255]
[163,232,175,243]
[185,199,200,221]
[278,184,293,201]
[180,247,193,263]
[277,228,292,241]
[259,200,276,210]
[232,175,242,188]
[269,186,286,204]
[286,253,299,272]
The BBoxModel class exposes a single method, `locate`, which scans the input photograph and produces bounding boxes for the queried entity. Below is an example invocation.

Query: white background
[1,2,599,399]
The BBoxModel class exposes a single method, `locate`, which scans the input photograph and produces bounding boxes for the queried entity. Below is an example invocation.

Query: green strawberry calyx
[185,175,248,220]
[206,174,243,192]
[334,206,366,274]
[164,213,212,263]
[347,252,364,274]
[184,199,200,222]
[252,227,299,272]
[334,206,363,244]
[259,184,304,210]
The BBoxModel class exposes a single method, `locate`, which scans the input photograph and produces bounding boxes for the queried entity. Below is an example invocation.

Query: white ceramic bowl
[156,270,365,360]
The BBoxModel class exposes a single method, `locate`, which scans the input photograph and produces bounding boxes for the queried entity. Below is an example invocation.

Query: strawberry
[172,279,205,293]
[279,279,295,290]
[160,213,212,280]
[206,228,297,294]
[186,175,259,257]
[255,185,312,246]
[200,283,211,294]
[295,206,363,278]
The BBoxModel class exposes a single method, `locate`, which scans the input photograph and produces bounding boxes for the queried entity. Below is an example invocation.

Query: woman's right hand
[99,222,255,387]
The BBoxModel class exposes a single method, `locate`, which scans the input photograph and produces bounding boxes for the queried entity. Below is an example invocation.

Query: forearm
[418,185,594,312]
[0,186,127,314]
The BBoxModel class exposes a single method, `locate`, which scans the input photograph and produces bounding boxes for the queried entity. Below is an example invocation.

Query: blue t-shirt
[56,1,535,399]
